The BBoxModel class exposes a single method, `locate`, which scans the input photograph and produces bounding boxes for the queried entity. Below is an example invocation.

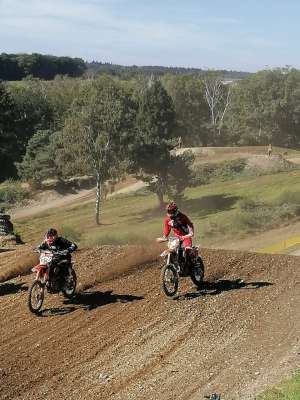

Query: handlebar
[156,237,168,243]
[35,248,69,256]
[156,237,183,243]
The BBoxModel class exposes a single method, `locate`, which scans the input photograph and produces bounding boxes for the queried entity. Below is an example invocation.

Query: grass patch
[60,225,82,243]
[14,170,300,248]
[192,155,299,187]
[0,180,28,210]
[192,158,247,185]
[257,370,300,400]
[276,190,300,207]
[233,204,298,234]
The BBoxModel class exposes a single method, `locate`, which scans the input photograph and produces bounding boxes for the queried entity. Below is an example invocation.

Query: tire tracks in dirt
[0,246,299,400]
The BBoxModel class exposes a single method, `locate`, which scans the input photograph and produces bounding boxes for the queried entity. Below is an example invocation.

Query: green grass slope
[14,169,300,247]
[258,371,300,400]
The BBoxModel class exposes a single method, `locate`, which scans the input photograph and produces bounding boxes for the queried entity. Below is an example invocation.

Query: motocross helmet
[46,228,58,245]
[166,202,179,218]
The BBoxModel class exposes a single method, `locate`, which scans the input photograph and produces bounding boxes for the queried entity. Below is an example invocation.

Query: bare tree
[202,73,231,142]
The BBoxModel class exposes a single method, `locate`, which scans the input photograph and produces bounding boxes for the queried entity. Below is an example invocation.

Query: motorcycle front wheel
[28,280,45,314]
[161,264,179,297]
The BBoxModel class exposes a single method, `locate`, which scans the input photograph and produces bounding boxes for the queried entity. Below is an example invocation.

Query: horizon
[1,0,300,73]
[1,51,255,73]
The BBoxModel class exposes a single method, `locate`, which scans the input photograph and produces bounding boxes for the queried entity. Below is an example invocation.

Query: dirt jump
[0,245,299,400]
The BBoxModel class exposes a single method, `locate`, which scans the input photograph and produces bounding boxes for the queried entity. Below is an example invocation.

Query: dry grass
[0,246,38,282]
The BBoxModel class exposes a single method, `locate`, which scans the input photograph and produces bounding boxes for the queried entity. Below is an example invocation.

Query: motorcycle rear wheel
[62,269,77,299]
[190,257,205,289]
[161,264,179,297]
[28,280,45,314]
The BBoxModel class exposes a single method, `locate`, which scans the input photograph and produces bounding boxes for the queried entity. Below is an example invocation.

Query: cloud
[0,0,224,56]
[0,0,294,71]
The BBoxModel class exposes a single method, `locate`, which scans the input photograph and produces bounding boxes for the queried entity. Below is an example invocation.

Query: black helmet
[46,228,57,237]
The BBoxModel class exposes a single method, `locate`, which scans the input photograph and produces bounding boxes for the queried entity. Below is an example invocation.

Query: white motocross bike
[158,237,205,297]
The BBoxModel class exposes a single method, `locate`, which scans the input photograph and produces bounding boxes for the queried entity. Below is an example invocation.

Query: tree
[0,82,19,180]
[202,72,231,144]
[0,53,86,81]
[276,69,300,147]
[167,150,195,204]
[225,69,300,147]
[129,80,175,208]
[42,76,83,130]
[130,80,194,208]
[59,76,136,224]
[16,130,58,187]
[9,81,53,146]
[162,74,210,146]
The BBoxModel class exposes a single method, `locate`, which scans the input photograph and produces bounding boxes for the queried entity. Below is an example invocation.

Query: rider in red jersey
[157,202,194,249]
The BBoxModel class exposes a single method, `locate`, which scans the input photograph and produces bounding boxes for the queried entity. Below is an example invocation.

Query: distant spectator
[267,143,273,157]
[177,136,182,149]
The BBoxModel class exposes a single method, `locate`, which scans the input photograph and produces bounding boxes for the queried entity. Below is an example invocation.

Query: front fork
[166,253,181,274]
[36,271,47,286]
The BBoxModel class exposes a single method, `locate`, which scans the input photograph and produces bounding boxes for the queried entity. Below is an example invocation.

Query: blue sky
[0,0,299,71]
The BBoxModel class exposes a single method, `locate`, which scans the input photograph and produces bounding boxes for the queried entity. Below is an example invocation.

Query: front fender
[32,264,48,282]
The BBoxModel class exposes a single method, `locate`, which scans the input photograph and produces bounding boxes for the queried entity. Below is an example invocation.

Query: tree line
[0,52,252,82]
[86,61,251,80]
[0,53,86,80]
[1,69,300,221]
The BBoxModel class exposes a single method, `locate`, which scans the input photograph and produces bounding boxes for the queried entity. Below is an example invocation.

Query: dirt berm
[0,246,299,400]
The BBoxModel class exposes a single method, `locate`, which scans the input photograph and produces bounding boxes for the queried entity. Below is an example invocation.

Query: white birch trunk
[95,172,101,225]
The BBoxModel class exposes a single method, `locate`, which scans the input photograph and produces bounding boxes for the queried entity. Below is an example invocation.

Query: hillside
[7,166,300,251]
[0,245,299,399]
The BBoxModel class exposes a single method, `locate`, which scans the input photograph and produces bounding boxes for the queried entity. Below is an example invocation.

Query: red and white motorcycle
[28,249,77,314]
[157,237,204,297]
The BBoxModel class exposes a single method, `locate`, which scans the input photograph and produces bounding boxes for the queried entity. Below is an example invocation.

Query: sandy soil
[0,245,299,400]
[11,188,95,220]
[287,157,300,165]
[10,179,144,221]
[291,249,300,256]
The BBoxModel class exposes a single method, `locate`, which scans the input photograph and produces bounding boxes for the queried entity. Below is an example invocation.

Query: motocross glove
[68,244,77,252]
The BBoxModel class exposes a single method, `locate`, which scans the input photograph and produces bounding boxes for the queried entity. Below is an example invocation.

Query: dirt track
[10,179,142,221]
[0,246,299,400]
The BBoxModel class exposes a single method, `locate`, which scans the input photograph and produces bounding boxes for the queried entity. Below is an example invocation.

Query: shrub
[0,181,28,209]
[234,204,298,233]
[276,190,300,206]
[192,158,247,186]
[192,163,215,185]
[212,158,247,181]
[238,198,263,211]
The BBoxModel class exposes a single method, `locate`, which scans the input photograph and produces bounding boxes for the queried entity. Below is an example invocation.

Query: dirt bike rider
[37,228,77,286]
[157,202,194,269]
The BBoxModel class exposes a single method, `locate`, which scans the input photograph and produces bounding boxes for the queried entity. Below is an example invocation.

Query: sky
[0,0,299,72]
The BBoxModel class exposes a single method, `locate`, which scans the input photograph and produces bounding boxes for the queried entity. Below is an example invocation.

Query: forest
[1,67,300,218]
[0,52,251,81]
[0,53,86,80]
[86,61,252,80]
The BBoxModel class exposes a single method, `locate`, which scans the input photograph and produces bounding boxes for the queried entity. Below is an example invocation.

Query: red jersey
[163,212,194,238]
